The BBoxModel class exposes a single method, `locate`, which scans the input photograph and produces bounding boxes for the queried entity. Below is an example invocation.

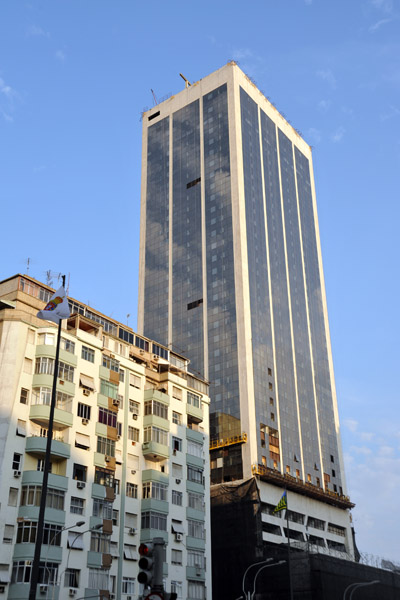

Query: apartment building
[0,274,210,600]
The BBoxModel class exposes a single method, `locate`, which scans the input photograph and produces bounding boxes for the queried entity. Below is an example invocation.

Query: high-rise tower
[138,63,354,562]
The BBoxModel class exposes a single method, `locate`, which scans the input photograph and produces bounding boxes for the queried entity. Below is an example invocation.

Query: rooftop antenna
[26,258,30,274]
[179,73,191,88]
[150,89,158,106]
[126,313,131,326]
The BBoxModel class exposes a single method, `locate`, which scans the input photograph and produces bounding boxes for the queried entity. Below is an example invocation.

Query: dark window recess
[148,111,160,121]
[187,299,203,311]
[186,177,201,189]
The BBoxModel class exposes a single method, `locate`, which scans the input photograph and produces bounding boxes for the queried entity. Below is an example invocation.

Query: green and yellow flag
[273,490,287,513]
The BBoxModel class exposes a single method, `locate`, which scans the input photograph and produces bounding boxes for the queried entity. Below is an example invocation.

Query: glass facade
[141,68,344,492]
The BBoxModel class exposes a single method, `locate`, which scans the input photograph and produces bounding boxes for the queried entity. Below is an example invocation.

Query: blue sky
[1,0,399,560]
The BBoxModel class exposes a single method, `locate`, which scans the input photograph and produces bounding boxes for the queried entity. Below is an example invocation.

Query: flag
[37,286,70,323]
[273,491,287,513]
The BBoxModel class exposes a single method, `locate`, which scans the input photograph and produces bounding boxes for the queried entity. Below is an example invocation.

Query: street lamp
[235,559,274,600]
[43,521,85,598]
[52,524,103,600]
[343,580,380,600]
[251,560,286,600]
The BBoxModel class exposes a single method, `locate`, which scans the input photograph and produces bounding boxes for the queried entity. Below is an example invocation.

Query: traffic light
[138,542,154,586]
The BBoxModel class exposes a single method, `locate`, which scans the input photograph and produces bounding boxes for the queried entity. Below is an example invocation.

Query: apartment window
[3,524,14,543]
[188,581,205,600]
[122,578,135,594]
[24,358,33,374]
[88,568,109,590]
[129,399,140,415]
[187,440,202,458]
[171,549,182,565]
[16,419,27,437]
[93,498,113,519]
[172,437,182,452]
[94,467,115,488]
[332,469,336,478]
[188,491,204,512]
[269,382,273,391]
[68,531,84,550]
[45,488,65,510]
[330,455,335,463]
[271,412,275,421]
[188,550,206,569]
[268,367,272,376]
[20,388,29,404]
[60,337,75,353]
[188,519,205,539]
[11,560,58,585]
[70,496,85,515]
[90,532,110,553]
[172,490,183,506]
[130,373,141,389]
[144,399,168,420]
[328,523,346,537]
[37,459,52,472]
[97,436,116,457]
[58,361,74,382]
[77,402,91,420]
[269,397,274,405]
[100,379,118,399]
[75,432,90,450]
[32,387,73,411]
[187,465,203,484]
[81,345,94,362]
[172,411,182,425]
[102,355,120,372]
[187,391,201,408]
[119,368,125,383]
[307,516,325,531]
[171,581,183,600]
[172,386,182,401]
[126,482,138,499]
[143,426,168,445]
[64,569,80,588]
[141,511,167,531]
[73,464,87,482]
[12,453,22,470]
[287,510,305,525]
[142,482,168,501]
[8,487,18,506]
[112,509,119,526]
[98,407,117,428]
[128,426,140,442]
[38,332,55,346]
[172,463,183,478]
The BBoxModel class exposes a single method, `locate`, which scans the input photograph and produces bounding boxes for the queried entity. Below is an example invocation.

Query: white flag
[37,286,71,323]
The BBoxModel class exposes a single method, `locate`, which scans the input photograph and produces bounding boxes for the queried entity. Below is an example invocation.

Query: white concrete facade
[0,274,211,600]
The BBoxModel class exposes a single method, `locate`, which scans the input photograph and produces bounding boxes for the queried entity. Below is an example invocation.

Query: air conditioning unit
[173,449,177,456]
[175,478,181,484]
[152,354,159,361]
[110,594,115,600]
[140,349,145,355]
[83,388,90,397]
[127,596,133,600]
[69,589,77,597]
[77,481,85,489]
[112,399,120,407]
[82,418,89,425]
[117,434,121,440]
[0,586,5,593]
[39,585,48,594]
[196,568,202,576]
[175,533,183,542]
[130,469,136,475]
[129,527,136,535]
[132,413,138,420]
[105,455,110,463]
[13,470,21,478]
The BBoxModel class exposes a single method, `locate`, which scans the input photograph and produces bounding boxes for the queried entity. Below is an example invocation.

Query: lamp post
[43,521,85,599]
[343,580,380,600]
[52,524,103,600]
[250,560,286,600]
[235,559,274,600]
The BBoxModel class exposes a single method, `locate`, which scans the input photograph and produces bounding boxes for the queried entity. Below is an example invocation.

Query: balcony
[29,404,73,430]
[142,441,169,462]
[25,435,70,461]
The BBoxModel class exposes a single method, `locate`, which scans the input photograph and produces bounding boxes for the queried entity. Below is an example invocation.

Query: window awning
[80,374,96,391]
[171,522,185,534]
[67,531,84,549]
[0,570,11,583]
[124,546,138,561]
[75,433,90,448]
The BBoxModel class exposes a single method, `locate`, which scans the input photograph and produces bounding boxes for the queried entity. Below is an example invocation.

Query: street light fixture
[251,560,286,600]
[239,559,274,600]
[343,579,380,600]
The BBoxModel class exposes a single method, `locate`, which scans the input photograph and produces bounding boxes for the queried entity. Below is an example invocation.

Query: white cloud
[0,77,15,99]
[0,77,18,122]
[55,50,66,62]
[316,68,337,89]
[370,0,393,13]
[344,418,358,432]
[0,108,13,122]
[317,99,331,113]
[306,127,322,145]
[369,17,393,32]
[27,24,49,37]
[380,104,400,121]
[331,125,346,143]
[349,445,372,455]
